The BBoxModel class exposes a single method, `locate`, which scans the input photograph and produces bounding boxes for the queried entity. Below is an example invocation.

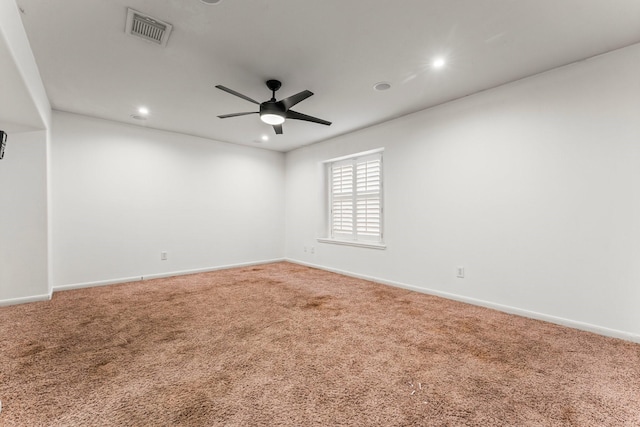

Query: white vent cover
[125,8,173,47]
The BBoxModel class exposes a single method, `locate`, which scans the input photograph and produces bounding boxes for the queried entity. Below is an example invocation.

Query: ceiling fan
[215,80,332,135]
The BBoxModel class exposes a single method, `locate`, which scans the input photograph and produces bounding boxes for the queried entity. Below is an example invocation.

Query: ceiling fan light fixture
[260,113,285,125]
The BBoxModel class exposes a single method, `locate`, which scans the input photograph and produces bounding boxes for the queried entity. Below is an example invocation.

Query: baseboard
[53,258,286,293]
[139,258,286,281]
[0,293,51,307]
[54,275,145,292]
[286,258,640,344]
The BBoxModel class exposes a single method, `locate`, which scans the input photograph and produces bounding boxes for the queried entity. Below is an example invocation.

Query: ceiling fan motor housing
[260,101,285,117]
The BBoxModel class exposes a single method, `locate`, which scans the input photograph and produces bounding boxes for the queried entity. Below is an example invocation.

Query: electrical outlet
[161,251,167,261]
[304,246,307,252]
[310,247,315,254]
[456,266,465,278]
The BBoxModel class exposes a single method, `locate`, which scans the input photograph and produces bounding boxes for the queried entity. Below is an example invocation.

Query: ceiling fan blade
[277,90,314,111]
[215,85,260,105]
[273,124,283,135]
[286,110,332,126]
[217,112,258,119]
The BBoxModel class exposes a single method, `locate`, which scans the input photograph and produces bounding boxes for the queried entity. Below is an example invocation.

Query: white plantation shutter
[329,152,383,242]
[356,157,381,238]
[331,163,354,236]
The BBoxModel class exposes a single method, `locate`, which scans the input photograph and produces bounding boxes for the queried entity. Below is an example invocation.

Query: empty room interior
[1,0,640,425]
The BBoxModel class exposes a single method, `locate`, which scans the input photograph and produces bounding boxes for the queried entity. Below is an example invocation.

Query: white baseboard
[54,275,144,292]
[139,258,285,281]
[286,258,640,344]
[53,258,286,292]
[0,293,51,307]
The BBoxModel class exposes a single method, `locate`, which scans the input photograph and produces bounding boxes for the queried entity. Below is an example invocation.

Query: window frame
[318,149,386,250]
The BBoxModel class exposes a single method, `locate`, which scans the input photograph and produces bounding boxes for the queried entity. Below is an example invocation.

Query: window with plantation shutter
[325,151,384,246]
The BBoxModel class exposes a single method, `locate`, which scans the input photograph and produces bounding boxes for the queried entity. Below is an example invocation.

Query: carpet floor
[1,262,639,426]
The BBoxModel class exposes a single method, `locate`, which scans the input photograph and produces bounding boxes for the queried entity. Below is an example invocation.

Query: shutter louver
[328,152,383,242]
[331,164,354,237]
[356,158,381,238]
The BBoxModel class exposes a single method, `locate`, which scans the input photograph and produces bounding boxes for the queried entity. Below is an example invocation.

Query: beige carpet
[1,262,639,426]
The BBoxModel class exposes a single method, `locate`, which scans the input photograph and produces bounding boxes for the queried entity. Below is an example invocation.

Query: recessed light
[373,82,391,91]
[200,0,222,4]
[432,57,446,69]
[138,106,149,115]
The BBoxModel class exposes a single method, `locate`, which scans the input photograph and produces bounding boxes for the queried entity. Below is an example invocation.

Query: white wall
[285,43,640,341]
[52,111,285,288]
[0,0,51,132]
[0,130,50,303]
[0,0,51,305]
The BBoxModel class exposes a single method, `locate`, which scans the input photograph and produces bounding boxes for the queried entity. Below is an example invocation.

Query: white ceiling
[17,0,640,152]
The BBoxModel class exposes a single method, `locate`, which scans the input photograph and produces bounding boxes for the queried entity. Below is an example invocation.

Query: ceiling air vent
[125,8,173,47]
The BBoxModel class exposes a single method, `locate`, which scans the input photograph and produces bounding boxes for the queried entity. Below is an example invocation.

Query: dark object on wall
[0,130,6,160]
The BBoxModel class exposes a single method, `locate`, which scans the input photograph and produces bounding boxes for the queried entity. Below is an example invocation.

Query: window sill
[317,238,387,250]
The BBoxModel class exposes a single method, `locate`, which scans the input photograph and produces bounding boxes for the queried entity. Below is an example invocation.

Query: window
[320,150,384,248]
